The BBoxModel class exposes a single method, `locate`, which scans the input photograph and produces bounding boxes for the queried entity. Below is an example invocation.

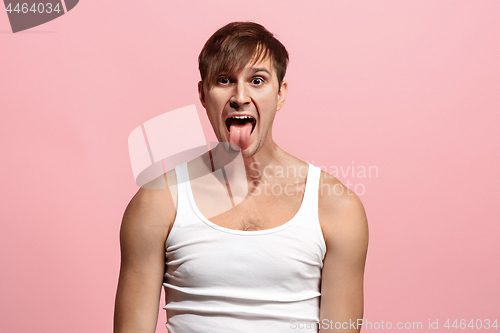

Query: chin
[240,145,260,158]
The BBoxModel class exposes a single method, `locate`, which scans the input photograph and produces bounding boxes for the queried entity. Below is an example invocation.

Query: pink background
[1,1,499,332]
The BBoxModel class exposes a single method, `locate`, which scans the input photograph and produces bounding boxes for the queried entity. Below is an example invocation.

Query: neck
[214,138,298,182]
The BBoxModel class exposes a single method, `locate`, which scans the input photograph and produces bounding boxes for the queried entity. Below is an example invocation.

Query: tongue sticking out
[228,122,253,151]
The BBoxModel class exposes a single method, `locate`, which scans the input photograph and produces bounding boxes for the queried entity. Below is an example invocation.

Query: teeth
[231,116,253,119]
[225,115,257,133]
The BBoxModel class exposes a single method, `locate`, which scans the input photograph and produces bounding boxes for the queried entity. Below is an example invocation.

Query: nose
[229,81,251,110]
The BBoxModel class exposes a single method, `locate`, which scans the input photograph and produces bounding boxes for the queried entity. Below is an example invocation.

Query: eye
[217,76,230,85]
[251,77,264,85]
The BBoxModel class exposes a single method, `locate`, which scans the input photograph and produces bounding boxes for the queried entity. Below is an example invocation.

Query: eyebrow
[251,67,271,75]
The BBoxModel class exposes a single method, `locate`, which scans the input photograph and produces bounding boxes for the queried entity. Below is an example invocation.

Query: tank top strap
[301,163,326,255]
[302,163,322,207]
[173,162,191,220]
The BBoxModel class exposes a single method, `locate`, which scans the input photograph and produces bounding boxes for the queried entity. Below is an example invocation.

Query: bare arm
[319,174,369,332]
[114,176,175,333]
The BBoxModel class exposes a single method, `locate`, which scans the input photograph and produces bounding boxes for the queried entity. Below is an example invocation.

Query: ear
[198,81,206,108]
[276,80,288,111]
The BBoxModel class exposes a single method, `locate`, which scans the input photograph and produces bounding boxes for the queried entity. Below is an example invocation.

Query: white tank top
[163,162,326,332]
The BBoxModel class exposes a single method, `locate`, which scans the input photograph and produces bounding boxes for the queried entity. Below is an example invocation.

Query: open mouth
[225,115,257,134]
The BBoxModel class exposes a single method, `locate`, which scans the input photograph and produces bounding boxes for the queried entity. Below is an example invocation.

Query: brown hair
[198,21,289,90]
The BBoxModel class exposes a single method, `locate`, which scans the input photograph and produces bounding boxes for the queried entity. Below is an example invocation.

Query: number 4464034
[444,319,498,330]
[5,3,62,14]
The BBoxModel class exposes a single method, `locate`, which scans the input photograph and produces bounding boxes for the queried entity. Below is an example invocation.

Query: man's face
[198,55,288,157]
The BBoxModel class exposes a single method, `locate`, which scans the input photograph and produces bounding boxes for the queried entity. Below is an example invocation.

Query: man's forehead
[223,56,275,76]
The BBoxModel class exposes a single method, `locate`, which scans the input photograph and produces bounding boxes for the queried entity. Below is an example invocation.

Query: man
[114,22,368,333]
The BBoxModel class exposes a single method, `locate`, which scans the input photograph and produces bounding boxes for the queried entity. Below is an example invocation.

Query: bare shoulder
[115,172,177,332]
[121,172,177,248]
[318,170,369,249]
